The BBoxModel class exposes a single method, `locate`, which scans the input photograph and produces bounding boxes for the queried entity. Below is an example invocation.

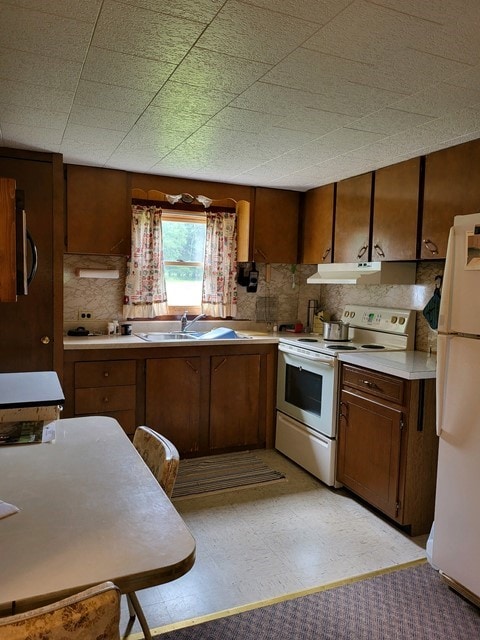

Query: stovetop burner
[297,338,319,342]
[361,344,385,349]
[326,344,357,351]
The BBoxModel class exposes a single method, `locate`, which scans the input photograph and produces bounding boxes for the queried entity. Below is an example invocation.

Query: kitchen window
[162,210,206,314]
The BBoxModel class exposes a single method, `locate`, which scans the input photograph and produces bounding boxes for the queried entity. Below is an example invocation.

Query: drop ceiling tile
[0,4,95,62]
[69,104,138,131]
[0,47,82,91]
[60,147,113,165]
[150,81,236,116]
[92,0,206,64]
[0,0,102,22]
[206,107,284,132]
[275,107,356,135]
[2,122,63,147]
[239,0,353,25]
[417,107,480,140]
[0,79,74,113]
[170,48,271,93]
[303,0,436,65]
[105,150,162,171]
[118,0,224,23]
[74,80,155,113]
[392,83,480,118]
[62,123,126,148]
[116,126,185,155]
[195,1,318,64]
[82,47,175,92]
[134,105,211,136]
[351,108,434,134]
[0,104,68,130]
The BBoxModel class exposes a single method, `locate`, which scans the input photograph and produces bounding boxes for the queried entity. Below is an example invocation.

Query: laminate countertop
[338,350,437,380]
[64,331,279,350]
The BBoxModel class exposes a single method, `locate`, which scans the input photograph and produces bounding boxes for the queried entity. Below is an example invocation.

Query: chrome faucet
[180,312,206,332]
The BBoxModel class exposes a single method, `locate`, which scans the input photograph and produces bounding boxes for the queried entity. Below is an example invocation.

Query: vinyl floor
[121,449,428,637]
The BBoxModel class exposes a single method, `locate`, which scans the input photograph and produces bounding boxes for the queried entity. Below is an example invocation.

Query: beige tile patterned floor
[121,450,427,637]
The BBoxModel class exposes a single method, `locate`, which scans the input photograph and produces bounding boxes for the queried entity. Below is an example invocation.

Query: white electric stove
[275,305,415,486]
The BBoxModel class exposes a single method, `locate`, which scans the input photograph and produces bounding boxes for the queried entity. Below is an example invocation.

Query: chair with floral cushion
[127,426,180,639]
[132,426,180,498]
[0,581,120,640]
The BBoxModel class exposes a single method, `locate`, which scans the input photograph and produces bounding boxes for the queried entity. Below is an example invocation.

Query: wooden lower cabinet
[209,353,262,450]
[337,364,438,535]
[64,343,276,456]
[146,356,203,454]
[146,348,272,456]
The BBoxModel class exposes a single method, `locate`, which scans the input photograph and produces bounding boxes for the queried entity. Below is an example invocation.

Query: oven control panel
[342,305,414,335]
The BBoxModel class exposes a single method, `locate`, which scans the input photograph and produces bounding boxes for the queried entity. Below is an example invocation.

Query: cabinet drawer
[342,365,405,404]
[75,360,135,388]
[76,409,136,436]
[75,385,136,414]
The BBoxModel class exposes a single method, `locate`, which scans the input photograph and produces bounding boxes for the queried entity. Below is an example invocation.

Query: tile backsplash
[64,255,443,351]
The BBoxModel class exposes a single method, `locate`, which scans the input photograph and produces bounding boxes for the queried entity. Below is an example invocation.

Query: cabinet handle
[103,371,109,377]
[40,336,50,344]
[423,238,438,255]
[361,379,378,389]
[339,401,348,422]
[213,357,227,372]
[373,243,385,258]
[103,396,110,403]
[185,360,198,373]
[321,247,331,261]
[357,244,368,259]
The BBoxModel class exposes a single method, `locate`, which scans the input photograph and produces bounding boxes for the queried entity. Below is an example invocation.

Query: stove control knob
[391,316,397,324]
[399,317,405,325]
[350,311,355,318]
[344,311,350,317]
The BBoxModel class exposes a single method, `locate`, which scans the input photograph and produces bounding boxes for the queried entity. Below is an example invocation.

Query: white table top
[0,417,195,613]
[338,350,437,380]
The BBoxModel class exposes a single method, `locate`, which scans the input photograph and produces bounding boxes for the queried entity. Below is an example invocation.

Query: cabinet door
[337,389,402,519]
[334,173,372,263]
[0,178,16,302]
[210,354,263,450]
[372,158,420,261]
[146,357,202,454]
[66,164,130,255]
[422,139,480,259]
[301,184,334,264]
[253,187,299,263]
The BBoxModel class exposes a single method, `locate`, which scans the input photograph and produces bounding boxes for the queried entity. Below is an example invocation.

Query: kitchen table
[0,416,196,615]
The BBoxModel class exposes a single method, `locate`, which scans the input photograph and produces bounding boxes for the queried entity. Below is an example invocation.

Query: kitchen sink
[135,332,205,342]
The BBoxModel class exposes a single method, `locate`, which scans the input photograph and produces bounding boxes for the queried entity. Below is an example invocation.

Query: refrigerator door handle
[436,334,448,437]
[437,226,455,333]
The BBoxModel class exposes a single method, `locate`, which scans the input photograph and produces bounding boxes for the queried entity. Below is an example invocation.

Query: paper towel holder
[74,268,120,279]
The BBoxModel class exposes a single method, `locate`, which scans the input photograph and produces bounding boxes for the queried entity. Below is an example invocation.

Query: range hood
[306,262,416,285]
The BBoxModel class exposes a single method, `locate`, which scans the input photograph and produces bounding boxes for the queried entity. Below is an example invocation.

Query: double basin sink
[135,327,245,342]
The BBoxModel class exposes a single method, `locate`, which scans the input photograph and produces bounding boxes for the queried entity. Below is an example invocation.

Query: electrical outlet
[78,309,93,321]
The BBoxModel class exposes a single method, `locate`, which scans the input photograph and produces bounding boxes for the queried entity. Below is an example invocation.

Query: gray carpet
[154,563,480,639]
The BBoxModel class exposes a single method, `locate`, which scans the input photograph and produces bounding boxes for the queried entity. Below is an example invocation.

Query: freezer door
[439,212,480,335]
[432,335,480,598]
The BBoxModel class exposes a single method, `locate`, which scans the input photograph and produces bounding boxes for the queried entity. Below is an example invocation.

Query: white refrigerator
[432,211,480,605]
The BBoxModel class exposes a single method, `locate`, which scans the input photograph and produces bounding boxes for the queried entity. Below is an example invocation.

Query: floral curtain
[201,211,238,318]
[123,204,168,318]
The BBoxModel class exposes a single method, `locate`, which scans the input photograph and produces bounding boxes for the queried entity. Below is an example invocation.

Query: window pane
[162,220,206,262]
[164,265,204,307]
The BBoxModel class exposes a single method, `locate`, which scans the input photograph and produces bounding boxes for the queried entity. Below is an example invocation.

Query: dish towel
[422,287,441,330]
[0,500,20,520]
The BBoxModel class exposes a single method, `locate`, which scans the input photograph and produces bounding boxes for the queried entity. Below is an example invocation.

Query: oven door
[276,343,337,438]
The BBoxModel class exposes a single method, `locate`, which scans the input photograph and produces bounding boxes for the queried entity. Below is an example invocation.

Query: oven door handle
[278,343,335,366]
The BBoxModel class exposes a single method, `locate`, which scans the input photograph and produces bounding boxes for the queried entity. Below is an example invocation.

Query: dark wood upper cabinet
[372,158,421,261]
[422,138,480,259]
[253,187,300,263]
[301,184,335,264]
[66,165,131,255]
[334,173,373,263]
[0,177,16,302]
